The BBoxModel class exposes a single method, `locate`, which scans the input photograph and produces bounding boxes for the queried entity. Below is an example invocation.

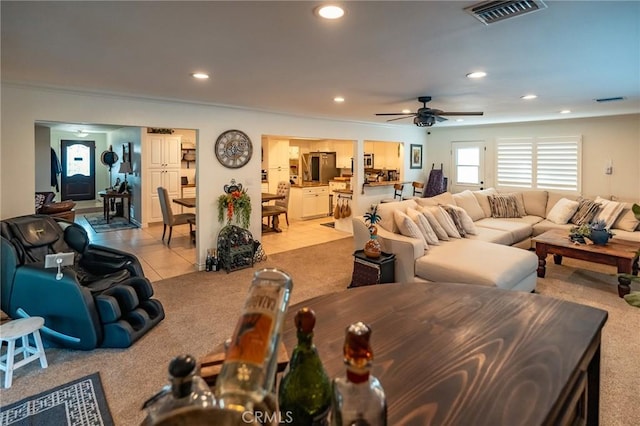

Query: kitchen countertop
[363,180,408,187]
[181,183,196,188]
[333,189,353,194]
[291,183,330,188]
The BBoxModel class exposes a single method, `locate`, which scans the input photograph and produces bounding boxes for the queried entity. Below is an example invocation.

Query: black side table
[349,250,396,288]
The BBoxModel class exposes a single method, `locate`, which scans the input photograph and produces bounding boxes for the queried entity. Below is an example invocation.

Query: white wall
[34,125,51,194]
[426,114,640,200]
[1,83,427,266]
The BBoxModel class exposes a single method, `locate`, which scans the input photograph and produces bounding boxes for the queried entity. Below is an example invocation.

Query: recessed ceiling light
[456,119,464,122]
[521,94,537,100]
[191,72,209,79]
[333,96,345,103]
[466,71,487,79]
[401,109,412,114]
[560,109,571,114]
[316,5,345,19]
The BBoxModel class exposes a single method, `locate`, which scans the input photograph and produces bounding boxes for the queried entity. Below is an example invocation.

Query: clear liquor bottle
[278,307,332,425]
[215,268,293,412]
[331,322,387,426]
[142,354,216,425]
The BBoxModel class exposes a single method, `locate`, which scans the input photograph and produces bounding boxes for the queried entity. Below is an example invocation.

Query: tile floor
[74,200,351,282]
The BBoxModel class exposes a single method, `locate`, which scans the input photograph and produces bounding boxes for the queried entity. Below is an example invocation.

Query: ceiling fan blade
[386,116,414,122]
[375,113,413,116]
[435,116,448,122]
[437,111,484,116]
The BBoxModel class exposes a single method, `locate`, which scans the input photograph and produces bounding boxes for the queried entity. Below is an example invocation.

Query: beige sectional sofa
[352,189,640,292]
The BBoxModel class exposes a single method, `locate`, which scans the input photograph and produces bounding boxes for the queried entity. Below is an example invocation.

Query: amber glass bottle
[278,307,331,425]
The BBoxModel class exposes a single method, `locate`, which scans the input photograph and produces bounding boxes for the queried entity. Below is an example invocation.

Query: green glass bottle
[278,307,331,425]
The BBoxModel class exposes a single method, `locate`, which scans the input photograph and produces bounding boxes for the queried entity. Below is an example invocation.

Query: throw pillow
[472,187,498,218]
[452,190,485,221]
[440,205,466,237]
[612,204,640,232]
[570,198,601,225]
[406,207,439,245]
[503,192,527,217]
[419,207,450,241]
[415,192,456,208]
[425,206,461,238]
[594,196,625,227]
[446,204,478,235]
[546,197,579,224]
[394,210,428,251]
[488,194,522,218]
[35,193,47,212]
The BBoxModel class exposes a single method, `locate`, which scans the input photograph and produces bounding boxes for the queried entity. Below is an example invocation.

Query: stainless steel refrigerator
[303,152,339,183]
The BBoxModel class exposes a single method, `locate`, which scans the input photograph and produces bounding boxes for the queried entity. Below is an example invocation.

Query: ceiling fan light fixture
[466,71,487,79]
[333,96,345,103]
[521,94,538,100]
[315,5,345,20]
[560,109,571,114]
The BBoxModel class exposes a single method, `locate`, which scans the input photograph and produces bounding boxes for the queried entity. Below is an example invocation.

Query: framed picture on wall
[410,144,422,169]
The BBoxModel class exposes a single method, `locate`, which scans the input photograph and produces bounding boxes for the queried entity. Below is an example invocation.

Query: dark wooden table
[97,190,131,224]
[534,229,639,297]
[172,197,196,208]
[262,192,285,233]
[283,283,607,426]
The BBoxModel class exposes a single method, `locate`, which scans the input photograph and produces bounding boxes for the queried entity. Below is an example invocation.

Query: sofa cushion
[594,196,625,227]
[532,220,574,237]
[419,207,449,241]
[521,190,548,217]
[569,198,601,226]
[453,190,485,221]
[547,198,579,224]
[406,207,439,245]
[474,218,533,244]
[612,204,640,232]
[466,227,514,245]
[415,192,456,208]
[488,194,523,218]
[414,239,538,291]
[376,199,418,233]
[472,188,498,218]
[611,229,640,243]
[394,210,428,251]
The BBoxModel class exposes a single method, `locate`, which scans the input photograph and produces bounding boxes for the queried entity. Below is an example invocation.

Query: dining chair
[262,181,291,229]
[157,187,196,245]
[403,181,425,200]
[380,183,404,203]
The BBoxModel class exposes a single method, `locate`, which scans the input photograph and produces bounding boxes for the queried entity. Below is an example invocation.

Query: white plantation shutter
[496,138,533,188]
[496,136,581,193]
[536,137,580,192]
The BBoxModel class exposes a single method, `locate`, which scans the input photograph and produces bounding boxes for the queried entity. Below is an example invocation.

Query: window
[452,141,485,189]
[496,136,581,192]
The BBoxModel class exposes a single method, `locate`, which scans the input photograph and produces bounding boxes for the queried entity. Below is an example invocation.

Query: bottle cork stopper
[294,307,316,333]
[344,321,373,367]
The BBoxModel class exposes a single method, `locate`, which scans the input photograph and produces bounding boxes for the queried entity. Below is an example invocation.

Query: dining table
[172,197,196,209]
[262,192,285,233]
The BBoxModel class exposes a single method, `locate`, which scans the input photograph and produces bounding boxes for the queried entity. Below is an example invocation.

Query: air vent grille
[465,0,548,25]
[595,96,625,103]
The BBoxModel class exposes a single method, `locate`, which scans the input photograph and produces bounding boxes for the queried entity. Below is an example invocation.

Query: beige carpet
[0,238,638,426]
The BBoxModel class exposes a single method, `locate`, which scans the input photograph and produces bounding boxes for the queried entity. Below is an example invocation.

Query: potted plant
[587,219,614,245]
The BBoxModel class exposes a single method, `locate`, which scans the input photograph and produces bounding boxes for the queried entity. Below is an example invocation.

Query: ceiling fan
[376,96,484,127]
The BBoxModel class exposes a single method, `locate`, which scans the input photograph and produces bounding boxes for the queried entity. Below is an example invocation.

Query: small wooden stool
[0,317,48,388]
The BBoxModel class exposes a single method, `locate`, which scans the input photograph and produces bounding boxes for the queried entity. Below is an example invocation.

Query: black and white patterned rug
[0,373,113,426]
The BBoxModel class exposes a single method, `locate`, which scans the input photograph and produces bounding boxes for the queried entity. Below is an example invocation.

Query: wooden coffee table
[533,229,639,297]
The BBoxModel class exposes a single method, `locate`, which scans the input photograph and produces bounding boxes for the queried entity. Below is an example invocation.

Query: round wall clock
[214,129,253,169]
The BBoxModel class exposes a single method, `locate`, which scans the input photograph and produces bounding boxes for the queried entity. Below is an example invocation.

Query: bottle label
[225,285,281,365]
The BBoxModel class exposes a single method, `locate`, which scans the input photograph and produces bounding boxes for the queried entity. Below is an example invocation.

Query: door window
[451,141,485,192]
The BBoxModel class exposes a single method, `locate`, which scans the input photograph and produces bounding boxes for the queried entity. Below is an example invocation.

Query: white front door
[450,141,486,193]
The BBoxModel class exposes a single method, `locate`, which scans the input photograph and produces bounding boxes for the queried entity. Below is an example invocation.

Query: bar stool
[0,317,48,388]
[403,181,425,200]
[380,183,404,203]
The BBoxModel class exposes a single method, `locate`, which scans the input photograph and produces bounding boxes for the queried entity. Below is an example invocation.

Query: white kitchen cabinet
[334,141,353,169]
[261,182,269,193]
[302,186,330,218]
[144,133,182,224]
[267,139,289,193]
[329,181,348,209]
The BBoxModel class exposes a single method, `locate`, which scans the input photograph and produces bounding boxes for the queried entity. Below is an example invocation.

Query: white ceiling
[2,1,639,127]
